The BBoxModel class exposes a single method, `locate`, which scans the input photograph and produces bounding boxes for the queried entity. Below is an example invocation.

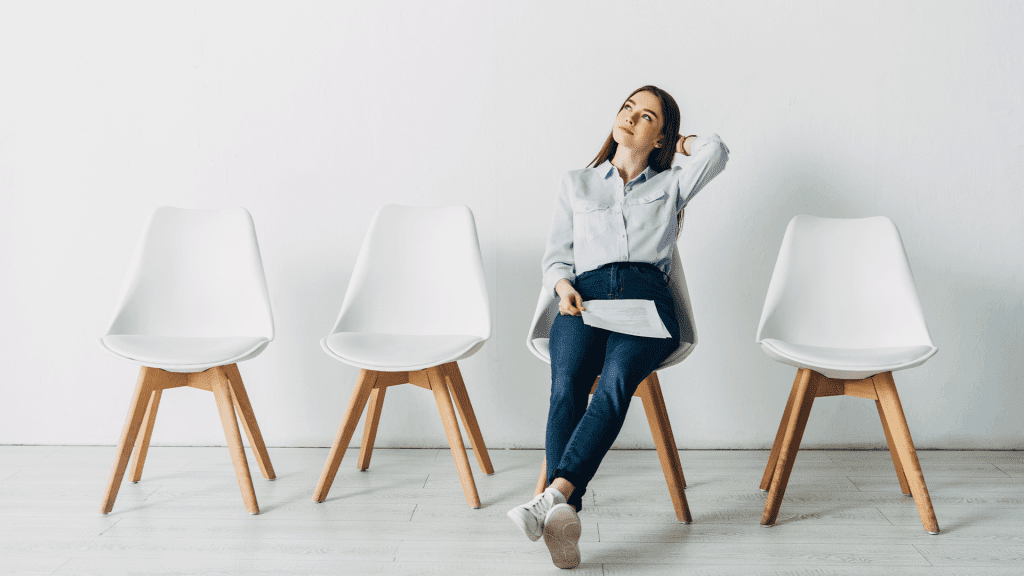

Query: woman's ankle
[550,477,575,501]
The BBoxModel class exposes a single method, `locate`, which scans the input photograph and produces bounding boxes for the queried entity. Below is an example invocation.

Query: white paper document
[580,299,671,338]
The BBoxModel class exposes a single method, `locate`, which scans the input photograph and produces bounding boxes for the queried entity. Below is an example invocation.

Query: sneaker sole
[543,505,581,569]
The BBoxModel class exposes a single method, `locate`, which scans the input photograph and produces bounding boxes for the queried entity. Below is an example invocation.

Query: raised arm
[671,133,729,210]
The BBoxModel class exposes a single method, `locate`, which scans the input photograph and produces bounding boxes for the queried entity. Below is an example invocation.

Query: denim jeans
[546,262,680,511]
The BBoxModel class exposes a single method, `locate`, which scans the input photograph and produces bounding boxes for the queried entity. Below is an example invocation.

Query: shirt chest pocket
[627,189,668,230]
[573,201,612,240]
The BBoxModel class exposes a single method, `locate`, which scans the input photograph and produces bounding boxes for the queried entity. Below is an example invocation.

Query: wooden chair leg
[223,364,276,481]
[357,386,386,471]
[761,368,818,526]
[314,369,379,502]
[427,366,481,508]
[442,363,494,475]
[876,399,911,496]
[638,373,691,523]
[536,456,549,496]
[872,372,939,534]
[761,370,802,491]
[128,388,162,483]
[210,368,258,514]
[101,368,159,513]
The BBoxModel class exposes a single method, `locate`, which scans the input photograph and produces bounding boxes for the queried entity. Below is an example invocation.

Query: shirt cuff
[543,269,575,300]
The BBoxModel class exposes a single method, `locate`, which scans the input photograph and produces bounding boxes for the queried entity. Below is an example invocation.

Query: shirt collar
[600,161,657,186]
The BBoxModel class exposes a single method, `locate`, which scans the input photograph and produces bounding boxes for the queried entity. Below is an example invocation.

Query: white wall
[1,0,1021,450]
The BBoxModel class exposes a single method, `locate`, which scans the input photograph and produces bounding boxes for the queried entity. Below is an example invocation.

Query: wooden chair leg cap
[927,530,940,535]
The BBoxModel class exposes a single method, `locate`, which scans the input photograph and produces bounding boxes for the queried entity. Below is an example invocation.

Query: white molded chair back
[527,247,697,370]
[100,207,274,371]
[756,215,934,349]
[755,215,936,377]
[327,204,490,345]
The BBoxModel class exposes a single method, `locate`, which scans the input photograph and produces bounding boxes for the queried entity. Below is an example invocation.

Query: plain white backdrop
[1,1,1021,450]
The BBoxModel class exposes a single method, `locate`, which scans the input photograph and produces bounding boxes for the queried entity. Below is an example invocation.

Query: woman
[507,85,729,569]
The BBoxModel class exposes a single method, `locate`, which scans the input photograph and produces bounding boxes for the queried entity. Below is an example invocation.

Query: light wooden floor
[1,446,1023,575]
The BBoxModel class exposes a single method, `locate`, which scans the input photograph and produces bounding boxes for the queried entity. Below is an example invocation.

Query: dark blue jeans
[546,262,680,511]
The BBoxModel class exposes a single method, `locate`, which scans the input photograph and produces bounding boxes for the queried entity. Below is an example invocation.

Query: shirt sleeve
[672,133,730,211]
[541,173,576,298]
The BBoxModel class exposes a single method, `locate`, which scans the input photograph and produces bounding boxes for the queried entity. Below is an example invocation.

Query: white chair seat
[322,333,484,372]
[100,335,270,373]
[759,338,937,380]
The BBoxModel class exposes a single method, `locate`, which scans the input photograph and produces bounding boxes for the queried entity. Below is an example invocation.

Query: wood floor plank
[879,506,1024,527]
[849,475,1024,493]
[0,535,399,560]
[53,558,604,575]
[602,566,1024,576]
[0,482,161,502]
[0,499,416,520]
[0,556,71,574]
[0,516,119,537]
[590,505,890,525]
[100,517,600,542]
[915,544,1024,566]
[596,522,1024,545]
[994,465,1024,478]
[395,540,931,565]
[588,476,860,492]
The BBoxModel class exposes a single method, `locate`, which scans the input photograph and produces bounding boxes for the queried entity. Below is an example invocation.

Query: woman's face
[612,90,666,155]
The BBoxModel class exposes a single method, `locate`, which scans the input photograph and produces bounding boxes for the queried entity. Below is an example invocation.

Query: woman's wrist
[680,134,697,156]
[555,278,575,297]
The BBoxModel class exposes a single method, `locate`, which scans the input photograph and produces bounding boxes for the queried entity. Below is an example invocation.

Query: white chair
[756,215,939,533]
[526,247,696,523]
[99,207,276,515]
[313,204,494,508]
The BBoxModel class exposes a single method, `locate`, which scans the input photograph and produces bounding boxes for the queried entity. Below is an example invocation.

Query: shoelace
[528,493,553,515]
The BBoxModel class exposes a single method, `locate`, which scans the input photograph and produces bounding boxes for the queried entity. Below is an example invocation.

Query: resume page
[580,299,671,339]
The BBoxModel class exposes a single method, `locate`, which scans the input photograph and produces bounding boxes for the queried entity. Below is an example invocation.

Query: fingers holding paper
[555,278,587,316]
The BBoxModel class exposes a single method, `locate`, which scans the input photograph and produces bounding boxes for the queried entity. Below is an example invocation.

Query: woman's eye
[642,114,652,121]
[624,104,632,111]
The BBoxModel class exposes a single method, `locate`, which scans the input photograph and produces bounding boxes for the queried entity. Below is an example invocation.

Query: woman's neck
[610,146,649,184]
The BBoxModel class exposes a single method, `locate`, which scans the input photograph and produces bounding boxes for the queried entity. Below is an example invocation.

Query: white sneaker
[507,487,566,541]
[543,503,582,569]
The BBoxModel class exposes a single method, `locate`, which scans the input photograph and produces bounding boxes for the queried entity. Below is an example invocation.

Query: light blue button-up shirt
[541,134,729,297]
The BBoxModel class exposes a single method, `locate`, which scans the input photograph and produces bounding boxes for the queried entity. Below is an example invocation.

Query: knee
[550,374,574,403]
[589,381,634,417]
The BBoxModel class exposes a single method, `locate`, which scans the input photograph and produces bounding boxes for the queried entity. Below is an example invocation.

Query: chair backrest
[756,215,934,349]
[104,207,274,339]
[527,246,697,370]
[329,204,490,340]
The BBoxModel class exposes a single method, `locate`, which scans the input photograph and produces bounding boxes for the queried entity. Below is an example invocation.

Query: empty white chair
[756,215,939,533]
[99,207,276,515]
[313,204,494,508]
[527,247,696,523]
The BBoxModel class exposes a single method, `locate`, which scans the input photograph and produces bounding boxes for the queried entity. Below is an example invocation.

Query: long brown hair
[588,85,681,173]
